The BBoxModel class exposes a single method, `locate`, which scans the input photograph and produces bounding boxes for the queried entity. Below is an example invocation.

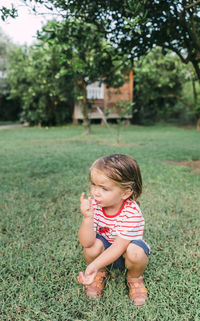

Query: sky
[0,0,55,45]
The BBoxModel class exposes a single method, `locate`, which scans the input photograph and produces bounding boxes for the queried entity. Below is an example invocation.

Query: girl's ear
[122,188,133,200]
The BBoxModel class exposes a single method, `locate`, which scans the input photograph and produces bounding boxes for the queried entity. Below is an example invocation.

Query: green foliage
[4,1,200,125]
[0,124,199,320]
[39,18,131,86]
[2,1,200,79]
[7,40,74,126]
[133,47,187,124]
[0,5,17,21]
[5,16,131,128]
[37,18,132,132]
[0,29,21,121]
[35,0,200,81]
[0,28,13,96]
[182,64,200,117]
[114,100,133,118]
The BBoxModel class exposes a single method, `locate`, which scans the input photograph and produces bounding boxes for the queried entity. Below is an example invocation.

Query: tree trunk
[191,60,200,83]
[80,79,90,134]
[192,78,197,105]
[197,118,200,131]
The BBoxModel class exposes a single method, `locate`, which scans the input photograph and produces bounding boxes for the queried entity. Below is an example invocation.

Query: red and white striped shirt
[92,199,145,243]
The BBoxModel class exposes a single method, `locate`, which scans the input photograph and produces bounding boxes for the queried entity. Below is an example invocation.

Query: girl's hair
[90,154,142,201]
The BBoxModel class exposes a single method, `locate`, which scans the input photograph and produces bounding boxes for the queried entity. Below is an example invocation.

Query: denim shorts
[96,234,150,270]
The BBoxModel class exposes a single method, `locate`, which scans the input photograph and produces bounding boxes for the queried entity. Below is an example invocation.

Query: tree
[169,62,200,129]
[7,18,131,129]
[7,41,74,126]
[38,18,131,133]
[0,28,21,121]
[0,29,10,96]
[133,47,189,124]
[39,0,199,126]
[2,1,200,80]
[13,1,199,81]
[4,1,199,126]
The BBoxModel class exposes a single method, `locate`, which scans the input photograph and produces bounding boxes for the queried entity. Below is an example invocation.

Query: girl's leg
[124,243,148,306]
[124,243,148,277]
[83,238,105,269]
[82,239,107,298]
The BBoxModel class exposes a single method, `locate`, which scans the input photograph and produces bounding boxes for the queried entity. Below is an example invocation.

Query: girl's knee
[83,238,104,257]
[125,243,148,264]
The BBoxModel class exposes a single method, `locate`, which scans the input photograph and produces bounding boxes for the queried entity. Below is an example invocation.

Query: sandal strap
[127,276,147,306]
[85,271,107,298]
[130,287,147,295]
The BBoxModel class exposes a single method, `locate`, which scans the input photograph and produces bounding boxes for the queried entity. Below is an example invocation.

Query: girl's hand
[77,263,97,285]
[80,192,94,218]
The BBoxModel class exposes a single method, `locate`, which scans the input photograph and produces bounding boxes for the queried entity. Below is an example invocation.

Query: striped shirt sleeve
[116,203,145,240]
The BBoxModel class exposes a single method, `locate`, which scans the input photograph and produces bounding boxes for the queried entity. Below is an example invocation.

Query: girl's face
[90,168,131,215]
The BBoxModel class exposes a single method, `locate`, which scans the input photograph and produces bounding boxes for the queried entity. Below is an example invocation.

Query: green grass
[0,124,199,321]
[0,121,20,125]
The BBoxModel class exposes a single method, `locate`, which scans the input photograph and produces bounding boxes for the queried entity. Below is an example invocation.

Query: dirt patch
[178,125,196,130]
[165,160,200,174]
[0,124,23,130]
[97,141,142,147]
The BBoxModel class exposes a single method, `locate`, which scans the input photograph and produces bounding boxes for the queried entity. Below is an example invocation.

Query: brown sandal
[85,271,107,299]
[127,276,147,306]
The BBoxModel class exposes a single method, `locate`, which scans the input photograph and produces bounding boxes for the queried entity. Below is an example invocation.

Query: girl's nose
[93,186,100,197]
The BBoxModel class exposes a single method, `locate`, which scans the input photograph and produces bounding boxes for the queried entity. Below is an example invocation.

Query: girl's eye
[91,182,95,186]
[102,187,108,191]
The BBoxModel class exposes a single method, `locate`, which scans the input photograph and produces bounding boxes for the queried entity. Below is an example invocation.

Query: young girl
[78,154,150,306]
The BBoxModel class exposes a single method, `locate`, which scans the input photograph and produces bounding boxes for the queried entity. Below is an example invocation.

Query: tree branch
[167,94,194,110]
[162,44,190,64]
[185,0,200,9]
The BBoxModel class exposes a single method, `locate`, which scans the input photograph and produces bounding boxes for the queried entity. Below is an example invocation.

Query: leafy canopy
[133,47,188,124]
[17,0,200,80]
[7,17,131,127]
[7,39,74,126]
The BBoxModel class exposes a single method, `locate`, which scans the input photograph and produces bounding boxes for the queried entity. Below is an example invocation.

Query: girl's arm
[78,216,96,247]
[78,193,96,247]
[78,236,130,285]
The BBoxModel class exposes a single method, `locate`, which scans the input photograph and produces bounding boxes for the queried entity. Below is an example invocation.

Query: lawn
[0,124,199,321]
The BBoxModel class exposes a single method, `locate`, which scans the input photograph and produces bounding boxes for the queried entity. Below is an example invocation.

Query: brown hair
[90,154,142,201]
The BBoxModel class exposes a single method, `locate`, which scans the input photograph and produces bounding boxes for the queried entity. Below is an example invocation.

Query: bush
[7,45,74,126]
[133,48,187,125]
